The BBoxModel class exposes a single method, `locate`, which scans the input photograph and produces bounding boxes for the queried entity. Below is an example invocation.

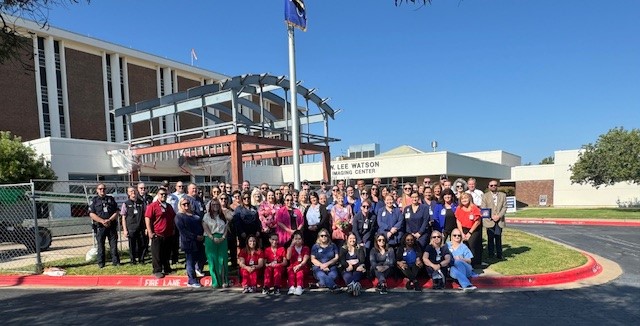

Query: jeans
[342,270,363,285]
[313,266,338,288]
[185,250,198,285]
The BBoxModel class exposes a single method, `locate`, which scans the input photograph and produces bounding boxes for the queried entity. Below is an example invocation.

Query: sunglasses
[260,187,268,190]
[489,184,498,187]
[404,187,411,190]
[284,199,292,202]
[138,187,146,190]
[181,203,190,207]
[456,185,463,188]
[242,197,250,200]
[431,235,442,239]
[319,234,328,237]
[361,192,368,195]
[158,193,167,196]
[452,234,462,237]
[361,205,370,208]
[377,239,386,242]
[219,197,227,200]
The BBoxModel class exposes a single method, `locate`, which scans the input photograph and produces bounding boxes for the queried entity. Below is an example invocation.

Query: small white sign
[506,196,517,213]
[539,195,548,206]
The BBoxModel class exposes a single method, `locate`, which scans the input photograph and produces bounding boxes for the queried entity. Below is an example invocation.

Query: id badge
[249,259,254,266]
[440,209,446,215]
[363,222,368,230]
[133,209,138,214]
[318,248,323,253]
[382,212,386,217]
[429,208,433,216]
[405,212,411,219]
[298,257,302,262]
[469,214,474,220]
[103,206,108,213]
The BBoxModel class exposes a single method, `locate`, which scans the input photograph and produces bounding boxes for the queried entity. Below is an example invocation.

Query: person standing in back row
[481,180,507,260]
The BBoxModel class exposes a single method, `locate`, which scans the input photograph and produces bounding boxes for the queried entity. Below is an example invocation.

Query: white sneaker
[294,286,304,296]
[463,285,477,292]
[187,283,202,288]
[195,270,205,277]
[288,286,296,295]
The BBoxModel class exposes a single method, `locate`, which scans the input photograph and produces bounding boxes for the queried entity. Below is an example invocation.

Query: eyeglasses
[319,234,328,238]
[392,180,398,183]
[452,234,462,237]
[138,187,146,190]
[489,184,498,187]
[219,197,227,200]
[181,203,190,207]
[361,205,370,208]
[377,239,386,242]
[431,235,442,239]
[404,187,411,190]
[284,199,292,202]
[332,189,338,192]
[96,187,105,190]
[456,185,463,188]
[158,193,167,196]
[260,187,268,190]
[361,192,368,195]
[242,197,250,200]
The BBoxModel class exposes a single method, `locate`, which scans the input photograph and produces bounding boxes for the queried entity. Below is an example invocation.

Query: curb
[0,253,602,290]
[506,218,640,227]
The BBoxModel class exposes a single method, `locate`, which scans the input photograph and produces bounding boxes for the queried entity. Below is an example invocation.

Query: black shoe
[496,255,503,259]
[112,262,121,267]
[98,264,105,269]
[414,281,422,291]
[405,281,413,290]
[379,284,388,295]
[154,272,165,279]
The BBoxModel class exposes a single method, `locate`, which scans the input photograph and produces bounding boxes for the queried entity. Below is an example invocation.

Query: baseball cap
[161,180,170,187]
[440,174,448,180]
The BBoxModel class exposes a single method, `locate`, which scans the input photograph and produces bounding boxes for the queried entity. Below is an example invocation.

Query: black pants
[399,265,421,282]
[462,227,483,266]
[127,229,145,263]
[171,228,180,264]
[227,226,238,267]
[487,225,503,258]
[96,225,119,266]
[151,235,173,274]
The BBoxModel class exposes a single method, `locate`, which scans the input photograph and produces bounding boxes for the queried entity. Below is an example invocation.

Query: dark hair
[401,232,417,248]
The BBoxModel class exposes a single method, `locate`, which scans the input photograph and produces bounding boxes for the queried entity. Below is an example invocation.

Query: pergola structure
[113,73,340,187]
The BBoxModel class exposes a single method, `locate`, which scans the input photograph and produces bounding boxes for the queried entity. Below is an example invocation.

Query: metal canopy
[114,73,339,147]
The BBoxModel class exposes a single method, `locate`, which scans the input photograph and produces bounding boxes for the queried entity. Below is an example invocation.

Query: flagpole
[287,24,301,190]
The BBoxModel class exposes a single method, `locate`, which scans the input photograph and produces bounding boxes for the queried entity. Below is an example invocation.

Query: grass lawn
[4,228,586,277]
[507,207,640,219]
[485,228,586,275]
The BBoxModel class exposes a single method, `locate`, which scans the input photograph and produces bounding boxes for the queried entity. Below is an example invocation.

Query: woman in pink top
[331,194,353,248]
[258,189,280,248]
[275,193,304,248]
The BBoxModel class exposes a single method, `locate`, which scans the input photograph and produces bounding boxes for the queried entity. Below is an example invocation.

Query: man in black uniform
[89,183,120,268]
[137,182,154,261]
[120,186,145,264]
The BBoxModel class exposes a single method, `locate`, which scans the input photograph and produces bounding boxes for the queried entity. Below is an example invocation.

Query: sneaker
[329,285,340,294]
[188,283,202,288]
[262,288,269,295]
[352,282,362,297]
[288,286,296,295]
[379,283,388,295]
[249,286,256,293]
[154,272,165,279]
[346,282,354,295]
[463,285,477,292]
[294,286,304,296]
[414,281,422,291]
[242,286,251,294]
[273,287,281,296]
[195,270,205,278]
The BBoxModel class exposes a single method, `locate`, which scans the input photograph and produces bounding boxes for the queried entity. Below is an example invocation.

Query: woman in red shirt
[238,235,264,293]
[454,193,482,267]
[286,230,310,296]
[263,233,287,295]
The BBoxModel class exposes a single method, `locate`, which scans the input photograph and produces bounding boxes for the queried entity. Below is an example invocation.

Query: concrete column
[44,36,61,137]
[110,53,124,142]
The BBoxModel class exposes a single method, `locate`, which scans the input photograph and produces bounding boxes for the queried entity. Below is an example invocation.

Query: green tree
[1,1,85,66]
[0,131,56,183]
[570,127,640,188]
[539,156,554,165]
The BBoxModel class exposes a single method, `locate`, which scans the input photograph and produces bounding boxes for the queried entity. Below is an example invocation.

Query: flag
[284,0,307,32]
[190,48,198,61]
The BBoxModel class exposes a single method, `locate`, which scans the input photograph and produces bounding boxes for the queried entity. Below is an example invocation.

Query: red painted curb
[507,218,640,227]
[0,253,602,289]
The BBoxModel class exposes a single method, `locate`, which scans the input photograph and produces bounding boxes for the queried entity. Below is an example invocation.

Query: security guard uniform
[123,197,145,264]
[89,194,120,267]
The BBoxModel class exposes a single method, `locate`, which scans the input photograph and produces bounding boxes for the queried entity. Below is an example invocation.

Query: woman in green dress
[202,199,230,288]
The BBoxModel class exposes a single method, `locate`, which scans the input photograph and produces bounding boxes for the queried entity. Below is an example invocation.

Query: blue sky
[44,0,639,164]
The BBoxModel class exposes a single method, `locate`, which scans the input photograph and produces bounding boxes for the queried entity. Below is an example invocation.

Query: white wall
[510,165,555,181]
[460,150,522,167]
[553,150,640,207]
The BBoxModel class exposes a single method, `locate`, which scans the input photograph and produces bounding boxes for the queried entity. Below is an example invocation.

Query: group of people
[89,175,507,294]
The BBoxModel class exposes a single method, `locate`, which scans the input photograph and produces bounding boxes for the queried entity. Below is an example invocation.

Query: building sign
[506,196,517,213]
[331,160,381,179]
[539,195,548,206]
